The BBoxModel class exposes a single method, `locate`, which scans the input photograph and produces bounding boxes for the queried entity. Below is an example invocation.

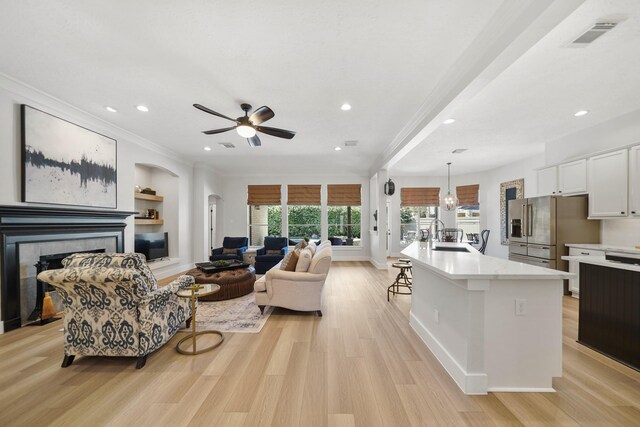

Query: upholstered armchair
[210,236,249,262]
[37,253,193,369]
[255,236,288,274]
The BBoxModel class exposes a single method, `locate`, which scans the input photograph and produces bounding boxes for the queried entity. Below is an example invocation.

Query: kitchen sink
[432,246,470,252]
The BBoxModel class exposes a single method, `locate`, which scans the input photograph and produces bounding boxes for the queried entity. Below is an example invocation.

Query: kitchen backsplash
[601,219,640,247]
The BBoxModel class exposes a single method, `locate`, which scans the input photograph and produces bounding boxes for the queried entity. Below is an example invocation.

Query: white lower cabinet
[568,247,605,298]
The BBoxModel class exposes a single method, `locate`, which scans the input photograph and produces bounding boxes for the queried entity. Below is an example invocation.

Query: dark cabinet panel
[579,263,640,371]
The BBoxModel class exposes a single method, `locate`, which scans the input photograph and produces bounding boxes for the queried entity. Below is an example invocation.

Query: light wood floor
[1,261,639,426]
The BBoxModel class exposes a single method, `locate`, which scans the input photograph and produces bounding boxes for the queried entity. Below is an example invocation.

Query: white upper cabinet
[588,149,628,218]
[536,166,558,196]
[630,145,640,216]
[558,159,587,195]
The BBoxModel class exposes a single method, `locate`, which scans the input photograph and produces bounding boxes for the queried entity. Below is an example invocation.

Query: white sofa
[254,240,332,316]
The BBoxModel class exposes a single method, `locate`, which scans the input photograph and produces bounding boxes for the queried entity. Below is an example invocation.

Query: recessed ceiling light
[443,118,456,124]
[105,106,117,113]
[334,146,342,151]
[574,110,589,117]
[136,105,149,112]
[341,103,351,111]
[203,146,211,151]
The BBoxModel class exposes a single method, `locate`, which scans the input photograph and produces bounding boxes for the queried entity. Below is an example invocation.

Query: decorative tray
[195,262,251,273]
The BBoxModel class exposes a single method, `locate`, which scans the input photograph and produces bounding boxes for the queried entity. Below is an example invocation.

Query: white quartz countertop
[401,242,573,280]
[562,255,640,273]
[565,243,640,255]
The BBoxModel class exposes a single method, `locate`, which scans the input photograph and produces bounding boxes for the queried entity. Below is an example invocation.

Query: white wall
[222,174,370,261]
[0,75,196,281]
[192,165,224,262]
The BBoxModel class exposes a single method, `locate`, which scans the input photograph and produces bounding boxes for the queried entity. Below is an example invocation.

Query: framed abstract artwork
[499,178,524,245]
[21,105,117,208]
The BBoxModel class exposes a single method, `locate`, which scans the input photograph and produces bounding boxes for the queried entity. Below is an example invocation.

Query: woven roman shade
[400,187,440,207]
[247,185,281,205]
[287,185,321,205]
[327,184,361,206]
[456,184,479,206]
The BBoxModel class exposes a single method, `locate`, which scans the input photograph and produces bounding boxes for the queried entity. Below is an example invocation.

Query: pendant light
[443,162,458,211]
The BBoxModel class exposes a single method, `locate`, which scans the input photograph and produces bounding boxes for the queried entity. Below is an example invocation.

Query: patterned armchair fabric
[37,253,194,368]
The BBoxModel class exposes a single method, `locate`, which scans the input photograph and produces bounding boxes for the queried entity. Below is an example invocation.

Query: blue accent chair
[210,237,249,262]
[328,237,344,246]
[255,237,288,274]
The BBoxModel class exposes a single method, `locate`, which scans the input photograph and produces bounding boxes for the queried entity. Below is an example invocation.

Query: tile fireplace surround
[0,205,136,333]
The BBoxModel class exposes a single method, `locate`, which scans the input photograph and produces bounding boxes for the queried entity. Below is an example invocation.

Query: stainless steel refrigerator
[508,195,600,291]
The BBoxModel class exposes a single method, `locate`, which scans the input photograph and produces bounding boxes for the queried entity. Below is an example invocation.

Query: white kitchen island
[401,242,572,395]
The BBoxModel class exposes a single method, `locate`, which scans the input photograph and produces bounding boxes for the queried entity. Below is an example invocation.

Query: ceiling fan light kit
[194,102,295,147]
[443,162,458,211]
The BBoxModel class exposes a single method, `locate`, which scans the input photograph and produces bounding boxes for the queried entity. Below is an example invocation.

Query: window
[328,206,361,246]
[327,184,362,247]
[287,205,321,243]
[399,187,440,245]
[287,185,321,244]
[400,206,438,244]
[247,184,282,246]
[248,205,282,246]
[456,184,480,242]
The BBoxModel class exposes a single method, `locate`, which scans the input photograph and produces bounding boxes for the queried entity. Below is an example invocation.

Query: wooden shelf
[135,219,164,225]
[134,193,163,202]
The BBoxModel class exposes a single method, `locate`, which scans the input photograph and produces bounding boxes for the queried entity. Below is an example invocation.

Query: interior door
[528,196,554,245]
[508,198,527,243]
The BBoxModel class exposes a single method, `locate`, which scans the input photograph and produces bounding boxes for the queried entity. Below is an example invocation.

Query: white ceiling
[0,0,505,175]
[391,0,640,176]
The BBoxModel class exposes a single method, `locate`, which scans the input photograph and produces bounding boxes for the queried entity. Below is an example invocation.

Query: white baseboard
[332,255,372,262]
[0,321,4,335]
[487,387,555,393]
[369,258,388,270]
[409,311,488,395]
[154,262,195,280]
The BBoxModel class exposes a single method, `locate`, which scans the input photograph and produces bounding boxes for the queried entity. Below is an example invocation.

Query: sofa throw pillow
[280,252,293,270]
[223,248,238,254]
[284,249,301,271]
[307,242,316,256]
[295,247,313,272]
[266,249,281,255]
[294,240,308,250]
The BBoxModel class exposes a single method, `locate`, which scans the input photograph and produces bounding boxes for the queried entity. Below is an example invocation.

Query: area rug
[184,292,273,333]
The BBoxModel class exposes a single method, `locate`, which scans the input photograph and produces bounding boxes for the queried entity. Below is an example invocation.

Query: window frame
[248,204,282,246]
[327,205,362,247]
[399,205,439,245]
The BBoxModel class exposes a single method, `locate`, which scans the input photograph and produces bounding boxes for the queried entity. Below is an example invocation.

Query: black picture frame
[21,105,118,209]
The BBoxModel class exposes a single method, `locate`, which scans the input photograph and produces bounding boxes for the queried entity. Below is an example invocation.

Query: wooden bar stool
[388,262,412,301]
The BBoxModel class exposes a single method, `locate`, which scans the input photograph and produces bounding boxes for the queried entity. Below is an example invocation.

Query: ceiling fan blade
[256,126,296,140]
[193,104,238,123]
[249,106,275,125]
[247,135,261,147]
[202,126,236,135]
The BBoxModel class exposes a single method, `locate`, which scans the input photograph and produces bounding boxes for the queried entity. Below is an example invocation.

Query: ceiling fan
[194,103,296,147]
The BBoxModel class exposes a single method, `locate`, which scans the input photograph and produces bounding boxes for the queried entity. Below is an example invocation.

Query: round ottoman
[185,266,256,301]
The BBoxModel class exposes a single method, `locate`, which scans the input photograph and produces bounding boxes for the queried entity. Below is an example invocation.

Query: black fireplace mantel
[0,205,137,332]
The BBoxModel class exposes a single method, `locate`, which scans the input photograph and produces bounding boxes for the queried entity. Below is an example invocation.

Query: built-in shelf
[135,219,164,225]
[134,193,164,202]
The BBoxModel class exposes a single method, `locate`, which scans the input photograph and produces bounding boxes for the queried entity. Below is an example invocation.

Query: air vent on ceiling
[344,140,358,147]
[452,148,467,154]
[568,22,617,47]
[219,142,235,149]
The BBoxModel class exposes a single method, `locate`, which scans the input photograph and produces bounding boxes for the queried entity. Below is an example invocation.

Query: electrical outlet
[515,299,527,316]
[434,309,440,324]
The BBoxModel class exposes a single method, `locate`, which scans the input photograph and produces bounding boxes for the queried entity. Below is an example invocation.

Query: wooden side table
[175,284,224,355]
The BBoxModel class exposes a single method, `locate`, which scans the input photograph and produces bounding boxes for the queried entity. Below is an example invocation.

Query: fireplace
[0,205,136,332]
[28,248,107,325]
